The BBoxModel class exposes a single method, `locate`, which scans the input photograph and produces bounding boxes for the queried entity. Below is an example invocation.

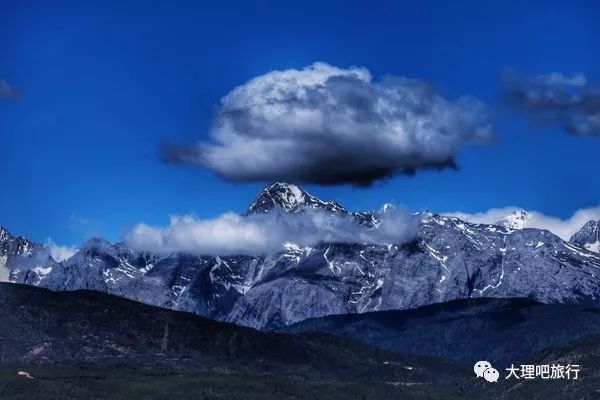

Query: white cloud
[444,206,600,240]
[45,240,78,262]
[165,62,492,186]
[445,207,521,225]
[124,208,417,256]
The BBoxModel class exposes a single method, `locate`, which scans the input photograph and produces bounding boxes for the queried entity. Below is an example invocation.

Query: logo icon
[474,361,498,383]
[483,367,500,382]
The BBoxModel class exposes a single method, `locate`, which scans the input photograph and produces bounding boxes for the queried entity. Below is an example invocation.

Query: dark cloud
[0,80,18,99]
[166,62,492,186]
[502,71,600,137]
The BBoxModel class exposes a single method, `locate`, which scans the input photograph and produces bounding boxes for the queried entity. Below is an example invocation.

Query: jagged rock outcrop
[571,220,600,253]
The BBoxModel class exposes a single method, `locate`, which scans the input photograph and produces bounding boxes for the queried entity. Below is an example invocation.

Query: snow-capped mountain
[571,220,600,253]
[245,182,379,227]
[0,227,58,285]
[2,184,600,330]
[495,210,531,229]
[244,182,347,214]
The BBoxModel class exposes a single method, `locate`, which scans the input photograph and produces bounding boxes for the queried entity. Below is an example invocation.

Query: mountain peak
[244,182,347,215]
[266,182,308,208]
[74,237,117,258]
[0,226,10,242]
[0,225,44,259]
[570,220,600,253]
[379,203,396,214]
[496,210,531,229]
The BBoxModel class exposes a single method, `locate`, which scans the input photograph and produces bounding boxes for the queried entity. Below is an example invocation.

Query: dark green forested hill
[1,282,599,399]
[0,282,473,399]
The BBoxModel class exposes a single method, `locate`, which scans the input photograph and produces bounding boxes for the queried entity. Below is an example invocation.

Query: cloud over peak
[166,62,492,186]
[502,71,600,137]
[445,206,600,241]
[45,239,77,262]
[124,208,417,256]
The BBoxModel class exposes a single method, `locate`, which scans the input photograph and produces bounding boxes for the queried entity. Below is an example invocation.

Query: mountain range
[1,182,599,331]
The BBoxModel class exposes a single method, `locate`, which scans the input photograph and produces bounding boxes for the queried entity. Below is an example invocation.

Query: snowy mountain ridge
[1,183,599,330]
[495,210,532,230]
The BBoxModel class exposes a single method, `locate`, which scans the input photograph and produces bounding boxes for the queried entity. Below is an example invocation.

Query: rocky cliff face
[571,220,600,253]
[2,183,600,330]
[0,227,58,286]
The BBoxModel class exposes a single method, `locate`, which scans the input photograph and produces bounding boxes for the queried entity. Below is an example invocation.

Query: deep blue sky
[1,0,599,245]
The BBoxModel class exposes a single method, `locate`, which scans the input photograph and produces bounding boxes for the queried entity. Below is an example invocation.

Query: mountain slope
[0,282,474,400]
[282,297,600,366]
[476,334,600,400]
[219,210,600,329]
[0,282,431,372]
[4,277,600,398]
[2,283,600,400]
[3,183,600,330]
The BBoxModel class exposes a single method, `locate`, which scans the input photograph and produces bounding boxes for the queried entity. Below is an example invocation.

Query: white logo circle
[473,361,492,378]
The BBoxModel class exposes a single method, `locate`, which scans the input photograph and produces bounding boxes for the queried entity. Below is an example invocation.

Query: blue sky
[1,0,599,246]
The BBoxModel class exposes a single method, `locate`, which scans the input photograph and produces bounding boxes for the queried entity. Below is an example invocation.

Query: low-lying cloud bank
[45,240,78,262]
[445,206,600,240]
[125,208,418,256]
[503,71,600,137]
[165,62,492,186]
